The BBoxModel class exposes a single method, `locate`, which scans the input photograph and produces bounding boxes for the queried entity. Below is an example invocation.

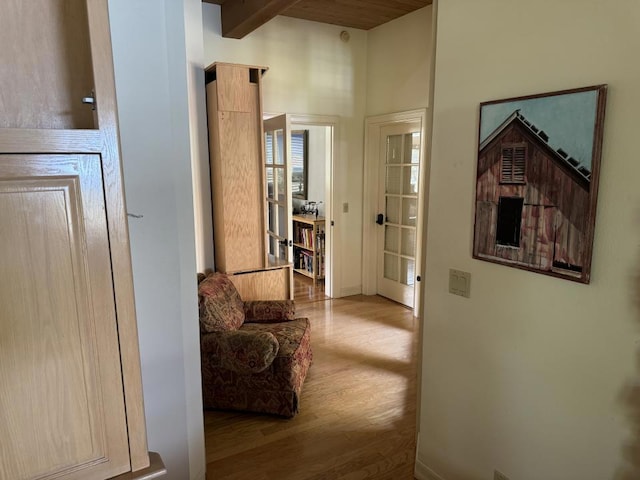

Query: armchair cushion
[243,300,296,323]
[201,329,279,374]
[198,273,244,332]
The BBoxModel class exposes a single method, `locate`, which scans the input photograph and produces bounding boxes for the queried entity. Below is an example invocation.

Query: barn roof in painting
[480,110,591,183]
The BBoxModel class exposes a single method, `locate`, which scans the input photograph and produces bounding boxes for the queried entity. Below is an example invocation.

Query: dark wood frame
[472,85,607,283]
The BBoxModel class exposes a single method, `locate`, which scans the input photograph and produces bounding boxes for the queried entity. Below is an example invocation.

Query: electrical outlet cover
[448,269,471,298]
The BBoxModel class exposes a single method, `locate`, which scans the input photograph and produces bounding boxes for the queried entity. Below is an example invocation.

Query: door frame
[264,113,339,299]
[362,109,428,316]
[290,114,339,299]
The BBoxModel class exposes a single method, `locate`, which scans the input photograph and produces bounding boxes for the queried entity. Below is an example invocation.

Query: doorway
[289,115,338,300]
[362,110,428,315]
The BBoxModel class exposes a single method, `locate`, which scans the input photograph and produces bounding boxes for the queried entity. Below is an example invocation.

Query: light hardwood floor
[204,280,419,479]
[293,272,329,303]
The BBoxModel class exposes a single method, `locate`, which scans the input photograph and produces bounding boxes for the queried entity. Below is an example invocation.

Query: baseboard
[415,459,446,480]
[339,285,361,297]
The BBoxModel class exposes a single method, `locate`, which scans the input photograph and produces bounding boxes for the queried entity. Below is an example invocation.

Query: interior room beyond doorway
[290,121,333,301]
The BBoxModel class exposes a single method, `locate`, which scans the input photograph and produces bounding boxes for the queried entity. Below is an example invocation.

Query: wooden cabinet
[205,62,292,300]
[0,2,164,479]
[228,266,292,301]
[293,215,326,285]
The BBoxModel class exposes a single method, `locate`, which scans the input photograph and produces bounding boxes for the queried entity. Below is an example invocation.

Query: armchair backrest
[198,272,245,332]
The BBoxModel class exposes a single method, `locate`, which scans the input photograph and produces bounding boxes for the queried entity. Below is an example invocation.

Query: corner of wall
[415,458,446,480]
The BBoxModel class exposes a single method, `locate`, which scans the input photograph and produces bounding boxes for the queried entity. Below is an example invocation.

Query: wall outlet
[494,470,510,480]
[448,269,471,298]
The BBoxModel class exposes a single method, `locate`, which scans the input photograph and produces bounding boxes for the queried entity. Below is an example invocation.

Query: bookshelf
[292,214,325,285]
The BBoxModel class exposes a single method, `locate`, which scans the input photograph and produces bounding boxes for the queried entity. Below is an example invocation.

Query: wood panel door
[0,154,130,480]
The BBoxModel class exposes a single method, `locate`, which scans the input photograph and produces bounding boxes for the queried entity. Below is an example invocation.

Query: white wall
[366,6,432,116]
[108,1,205,479]
[187,3,214,273]
[201,4,367,296]
[363,6,433,310]
[418,1,640,480]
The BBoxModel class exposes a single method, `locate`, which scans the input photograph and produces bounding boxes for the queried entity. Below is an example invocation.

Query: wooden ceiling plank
[220,0,304,39]
[281,0,432,30]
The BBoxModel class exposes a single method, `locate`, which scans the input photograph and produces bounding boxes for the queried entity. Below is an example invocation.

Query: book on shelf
[294,249,314,273]
[295,225,314,249]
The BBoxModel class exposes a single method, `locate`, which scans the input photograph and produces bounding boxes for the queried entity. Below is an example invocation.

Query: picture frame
[473,84,607,283]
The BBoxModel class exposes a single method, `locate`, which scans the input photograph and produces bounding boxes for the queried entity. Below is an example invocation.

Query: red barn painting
[473,86,607,283]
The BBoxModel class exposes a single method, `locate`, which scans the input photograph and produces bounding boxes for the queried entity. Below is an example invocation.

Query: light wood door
[264,114,293,263]
[0,154,130,480]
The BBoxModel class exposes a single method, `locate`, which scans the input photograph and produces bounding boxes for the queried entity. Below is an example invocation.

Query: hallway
[204,294,418,479]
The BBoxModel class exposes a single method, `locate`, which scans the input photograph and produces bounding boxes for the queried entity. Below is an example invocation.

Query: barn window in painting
[496,197,524,247]
[473,85,607,283]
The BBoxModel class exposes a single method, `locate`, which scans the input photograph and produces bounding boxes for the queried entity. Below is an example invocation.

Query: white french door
[264,114,293,263]
[376,122,422,307]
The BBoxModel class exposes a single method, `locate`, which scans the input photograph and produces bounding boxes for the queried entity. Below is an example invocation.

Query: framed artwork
[473,85,607,283]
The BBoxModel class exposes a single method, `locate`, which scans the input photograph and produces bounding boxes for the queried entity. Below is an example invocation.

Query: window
[496,197,523,247]
[291,130,308,199]
[264,129,308,199]
[500,143,526,183]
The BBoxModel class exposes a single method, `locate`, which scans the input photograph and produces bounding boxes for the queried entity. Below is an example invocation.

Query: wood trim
[582,84,608,284]
[86,0,150,470]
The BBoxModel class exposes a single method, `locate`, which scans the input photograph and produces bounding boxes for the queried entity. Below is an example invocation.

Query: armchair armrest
[201,330,279,374]
[243,300,296,323]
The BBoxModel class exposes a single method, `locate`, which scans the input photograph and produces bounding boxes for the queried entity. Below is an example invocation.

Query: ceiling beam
[207,0,304,39]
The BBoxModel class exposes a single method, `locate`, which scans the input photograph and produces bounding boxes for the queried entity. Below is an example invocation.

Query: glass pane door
[264,115,292,263]
[378,126,421,307]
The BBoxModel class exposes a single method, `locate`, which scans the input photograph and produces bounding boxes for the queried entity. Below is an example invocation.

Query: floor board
[293,271,328,304]
[204,291,418,480]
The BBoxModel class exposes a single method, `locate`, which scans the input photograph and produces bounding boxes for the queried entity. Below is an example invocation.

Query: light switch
[449,269,471,298]
[343,202,349,213]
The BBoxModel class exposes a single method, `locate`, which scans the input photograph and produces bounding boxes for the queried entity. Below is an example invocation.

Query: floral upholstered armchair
[198,272,312,418]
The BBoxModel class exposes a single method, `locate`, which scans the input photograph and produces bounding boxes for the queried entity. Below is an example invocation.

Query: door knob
[376,213,384,225]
